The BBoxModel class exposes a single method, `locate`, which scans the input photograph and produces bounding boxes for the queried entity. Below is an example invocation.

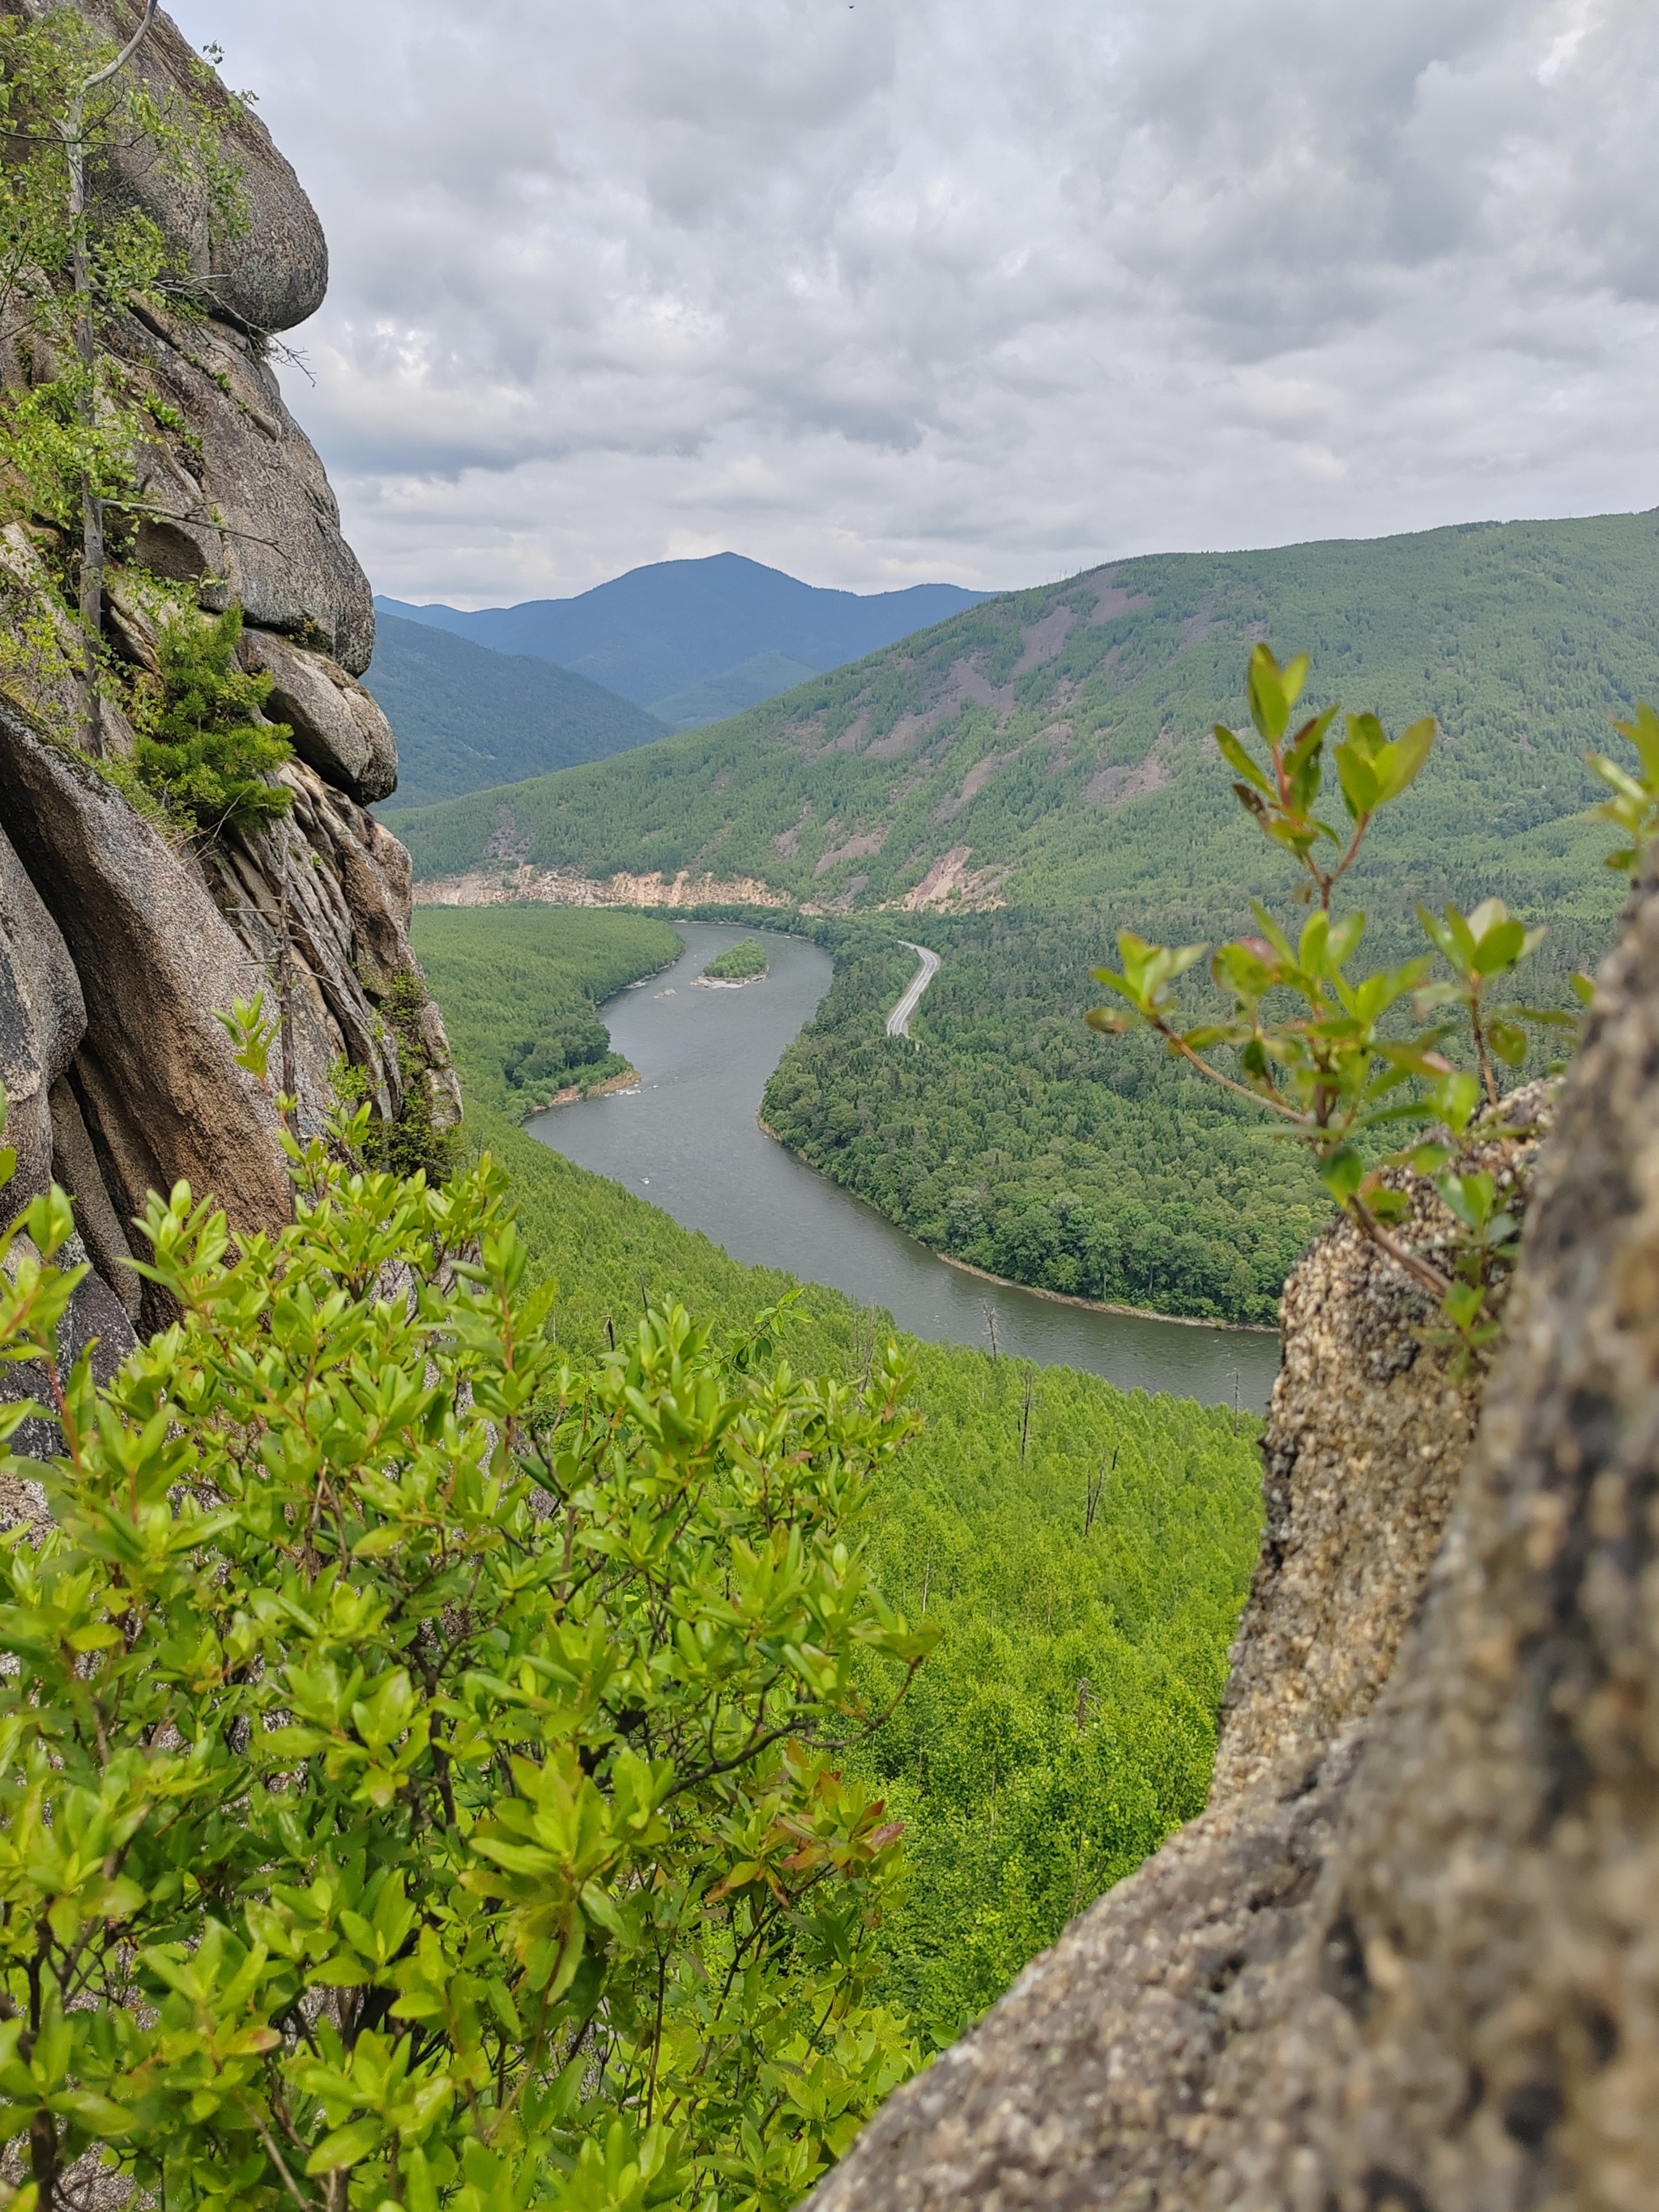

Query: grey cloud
[169,0,1659,601]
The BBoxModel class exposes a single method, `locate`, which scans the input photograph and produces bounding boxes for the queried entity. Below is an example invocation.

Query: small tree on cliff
[1088,645,1642,1366]
[0,1,246,748]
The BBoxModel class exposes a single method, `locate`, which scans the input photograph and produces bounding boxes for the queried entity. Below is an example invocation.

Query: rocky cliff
[0,4,456,1375]
[808,886,1659,2205]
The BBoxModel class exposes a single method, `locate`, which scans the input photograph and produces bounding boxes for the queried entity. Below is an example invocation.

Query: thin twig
[1349,1195,1452,1298]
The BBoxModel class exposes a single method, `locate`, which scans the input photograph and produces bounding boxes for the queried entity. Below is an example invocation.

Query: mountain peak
[374,556,996,716]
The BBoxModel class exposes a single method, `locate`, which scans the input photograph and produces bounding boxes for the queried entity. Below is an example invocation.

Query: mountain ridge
[393,509,1659,938]
[364,613,665,812]
[377,549,994,718]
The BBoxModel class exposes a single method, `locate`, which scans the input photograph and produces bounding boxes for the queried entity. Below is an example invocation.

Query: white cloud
[168,0,1659,602]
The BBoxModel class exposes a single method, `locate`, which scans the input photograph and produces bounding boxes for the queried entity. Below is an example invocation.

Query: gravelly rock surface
[806,959,1659,2212]
[1213,1083,1555,1805]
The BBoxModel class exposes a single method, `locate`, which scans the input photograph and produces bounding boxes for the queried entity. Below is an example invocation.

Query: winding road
[886,940,942,1039]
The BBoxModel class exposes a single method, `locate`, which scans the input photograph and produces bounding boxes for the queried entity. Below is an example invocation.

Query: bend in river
[531,923,1282,1413]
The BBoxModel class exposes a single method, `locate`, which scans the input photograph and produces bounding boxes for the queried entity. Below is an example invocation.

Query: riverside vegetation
[700,940,769,983]
[763,919,1324,1324]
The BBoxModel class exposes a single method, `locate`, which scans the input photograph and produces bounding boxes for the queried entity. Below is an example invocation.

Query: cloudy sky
[168,0,1659,607]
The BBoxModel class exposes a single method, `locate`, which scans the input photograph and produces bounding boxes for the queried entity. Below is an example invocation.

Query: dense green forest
[412,904,678,1108]
[651,646,821,730]
[761,890,1608,1323]
[702,936,770,980]
[394,513,1655,945]
[366,613,664,812]
[766,919,1323,1323]
[412,905,1264,2036]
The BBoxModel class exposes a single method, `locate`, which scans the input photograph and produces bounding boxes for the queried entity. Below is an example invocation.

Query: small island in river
[696,938,770,987]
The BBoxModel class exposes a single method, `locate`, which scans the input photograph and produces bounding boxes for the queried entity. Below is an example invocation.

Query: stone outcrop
[116,299,376,672]
[809,946,1659,2210]
[237,627,399,802]
[0,6,455,1372]
[0,822,83,1207]
[48,0,329,339]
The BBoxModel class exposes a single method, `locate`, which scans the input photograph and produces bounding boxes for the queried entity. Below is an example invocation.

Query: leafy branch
[1089,645,1567,1361]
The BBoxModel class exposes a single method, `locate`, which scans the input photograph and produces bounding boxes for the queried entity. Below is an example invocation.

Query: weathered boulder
[62,0,328,336]
[48,1076,140,1323]
[0,6,454,1423]
[190,758,458,1134]
[238,626,399,803]
[806,991,1659,2211]
[117,303,375,673]
[0,823,84,1203]
[0,827,136,1446]
[1209,1091,1552,1804]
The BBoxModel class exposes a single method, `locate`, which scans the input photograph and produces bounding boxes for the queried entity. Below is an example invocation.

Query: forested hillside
[761,890,1610,1324]
[412,904,679,1106]
[365,612,664,811]
[766,921,1324,1323]
[411,906,1263,2035]
[397,514,1653,1325]
[395,512,1656,944]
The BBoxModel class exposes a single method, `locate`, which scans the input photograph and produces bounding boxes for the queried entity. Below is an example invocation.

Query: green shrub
[132,605,294,838]
[1090,646,1580,1363]
[364,970,461,1185]
[0,1124,935,2210]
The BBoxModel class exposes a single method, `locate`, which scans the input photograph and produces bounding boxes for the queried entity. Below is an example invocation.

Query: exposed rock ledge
[0,8,457,1378]
[809,874,1659,2208]
[413,853,1015,916]
[413,863,794,911]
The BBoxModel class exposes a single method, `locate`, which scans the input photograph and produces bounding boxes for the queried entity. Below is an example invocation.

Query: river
[530,923,1282,1413]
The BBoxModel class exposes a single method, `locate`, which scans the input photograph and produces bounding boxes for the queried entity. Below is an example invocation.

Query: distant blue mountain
[377,552,996,722]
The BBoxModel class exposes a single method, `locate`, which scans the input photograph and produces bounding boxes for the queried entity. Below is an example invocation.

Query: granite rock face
[116,300,377,673]
[58,0,329,337]
[0,823,84,1205]
[0,6,455,1382]
[238,625,399,801]
[807,966,1659,2211]
[1209,1091,1554,1806]
[0,699,291,1246]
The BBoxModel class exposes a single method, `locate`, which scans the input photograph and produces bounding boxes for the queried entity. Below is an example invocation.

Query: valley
[365,612,666,811]
[394,510,1654,1324]
[409,902,1266,2042]
[2,6,1650,2196]
[514,917,1280,1404]
[392,510,1657,934]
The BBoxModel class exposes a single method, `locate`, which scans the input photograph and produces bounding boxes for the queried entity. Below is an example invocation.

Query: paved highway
[886,940,942,1039]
